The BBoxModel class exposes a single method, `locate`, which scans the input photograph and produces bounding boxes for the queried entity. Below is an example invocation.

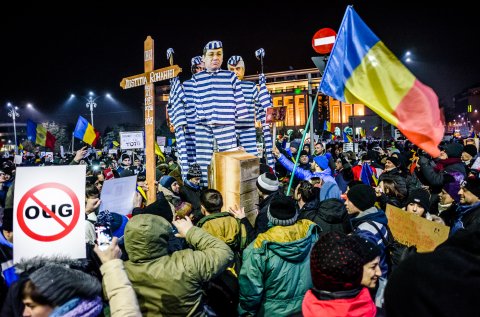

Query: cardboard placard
[386,204,450,252]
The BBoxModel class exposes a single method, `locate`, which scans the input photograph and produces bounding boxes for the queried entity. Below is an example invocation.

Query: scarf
[184,178,201,190]
[434,158,462,172]
[50,296,103,317]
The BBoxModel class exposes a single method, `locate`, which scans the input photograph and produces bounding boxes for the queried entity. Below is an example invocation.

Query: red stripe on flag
[393,80,444,158]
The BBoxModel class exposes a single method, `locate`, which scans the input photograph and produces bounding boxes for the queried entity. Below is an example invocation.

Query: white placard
[14,155,23,165]
[13,165,87,262]
[343,142,354,152]
[157,136,166,146]
[99,176,137,216]
[108,149,117,154]
[120,131,144,150]
[471,157,480,171]
[60,146,65,158]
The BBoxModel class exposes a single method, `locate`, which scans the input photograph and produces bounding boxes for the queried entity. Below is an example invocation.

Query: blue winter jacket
[277,154,336,183]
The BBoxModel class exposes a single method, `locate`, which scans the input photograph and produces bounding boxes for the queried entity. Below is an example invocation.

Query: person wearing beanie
[404,188,431,218]
[159,175,179,195]
[302,232,377,317]
[451,176,480,235]
[179,163,204,223]
[227,54,275,167]
[379,156,408,197]
[346,184,390,307]
[351,235,382,290]
[461,144,478,173]
[255,173,282,236]
[22,264,103,316]
[437,172,464,226]
[417,142,467,191]
[239,195,320,316]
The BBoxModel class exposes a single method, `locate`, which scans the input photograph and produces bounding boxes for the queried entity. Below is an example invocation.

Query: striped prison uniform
[236,80,259,156]
[167,77,191,181]
[257,74,275,168]
[191,69,249,186]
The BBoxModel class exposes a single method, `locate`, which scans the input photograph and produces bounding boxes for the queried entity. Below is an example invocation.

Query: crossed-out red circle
[17,182,80,242]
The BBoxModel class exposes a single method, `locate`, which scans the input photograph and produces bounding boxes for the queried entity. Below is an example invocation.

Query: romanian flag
[319,6,444,157]
[112,140,120,147]
[73,116,97,145]
[323,120,331,132]
[27,119,56,150]
[360,162,378,187]
[360,128,366,138]
[343,132,352,143]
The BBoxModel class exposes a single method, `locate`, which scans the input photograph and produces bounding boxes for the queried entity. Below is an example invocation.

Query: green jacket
[238,219,320,316]
[197,212,248,251]
[124,214,233,317]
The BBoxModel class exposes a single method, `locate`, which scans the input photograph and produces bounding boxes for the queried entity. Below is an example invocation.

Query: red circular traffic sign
[17,182,81,242]
[312,28,337,54]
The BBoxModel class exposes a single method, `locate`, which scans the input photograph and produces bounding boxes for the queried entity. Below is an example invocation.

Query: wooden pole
[144,36,156,203]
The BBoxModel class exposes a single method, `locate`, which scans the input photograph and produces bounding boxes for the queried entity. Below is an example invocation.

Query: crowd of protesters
[0,132,479,316]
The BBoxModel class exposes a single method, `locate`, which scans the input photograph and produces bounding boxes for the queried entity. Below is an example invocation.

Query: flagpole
[71,132,74,153]
[287,89,320,196]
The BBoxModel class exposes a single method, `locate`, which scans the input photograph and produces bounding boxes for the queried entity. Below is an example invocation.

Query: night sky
[2,5,479,131]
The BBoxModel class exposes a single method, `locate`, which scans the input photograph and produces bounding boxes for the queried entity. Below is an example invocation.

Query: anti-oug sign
[14,165,86,262]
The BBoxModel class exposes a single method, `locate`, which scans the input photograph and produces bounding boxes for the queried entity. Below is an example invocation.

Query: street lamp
[78,91,112,128]
[7,102,19,154]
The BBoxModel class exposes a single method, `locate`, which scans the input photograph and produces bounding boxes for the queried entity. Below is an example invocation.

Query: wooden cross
[120,36,182,203]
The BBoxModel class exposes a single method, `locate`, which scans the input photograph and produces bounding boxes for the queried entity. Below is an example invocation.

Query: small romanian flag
[27,119,56,150]
[155,142,165,161]
[73,116,96,145]
[323,120,331,132]
[319,6,444,157]
[112,140,120,147]
[343,132,352,143]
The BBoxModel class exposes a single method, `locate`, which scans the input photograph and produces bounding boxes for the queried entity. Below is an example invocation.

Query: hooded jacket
[124,214,233,317]
[238,219,320,316]
[277,154,336,183]
[350,207,389,278]
[299,198,352,234]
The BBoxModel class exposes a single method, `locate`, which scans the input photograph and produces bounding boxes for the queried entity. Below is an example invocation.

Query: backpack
[367,221,416,276]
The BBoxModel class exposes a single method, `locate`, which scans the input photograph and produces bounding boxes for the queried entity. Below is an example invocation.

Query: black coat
[299,198,352,234]
[179,182,203,223]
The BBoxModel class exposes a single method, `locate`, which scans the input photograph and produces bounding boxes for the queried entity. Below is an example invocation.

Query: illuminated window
[330,98,341,123]
[354,104,365,116]
[273,96,283,107]
[295,95,306,126]
[343,104,352,123]
[285,96,294,126]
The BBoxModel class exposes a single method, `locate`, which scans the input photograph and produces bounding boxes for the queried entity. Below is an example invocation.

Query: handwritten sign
[386,204,450,252]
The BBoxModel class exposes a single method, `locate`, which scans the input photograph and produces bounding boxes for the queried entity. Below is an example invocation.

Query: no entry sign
[17,183,81,242]
[312,28,337,55]
[14,165,87,262]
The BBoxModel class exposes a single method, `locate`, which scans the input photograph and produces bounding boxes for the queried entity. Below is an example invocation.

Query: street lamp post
[86,95,98,128]
[7,103,20,154]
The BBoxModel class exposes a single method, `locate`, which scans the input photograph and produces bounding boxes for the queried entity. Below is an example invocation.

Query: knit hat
[347,184,376,211]
[132,192,174,223]
[29,264,101,306]
[267,195,298,226]
[160,175,177,189]
[443,172,464,203]
[175,201,193,218]
[313,156,329,170]
[461,176,480,198]
[290,141,300,150]
[386,156,400,167]
[187,163,202,180]
[120,153,130,162]
[1,208,13,231]
[256,172,279,194]
[444,143,463,158]
[204,40,222,50]
[227,55,243,66]
[463,144,478,158]
[405,188,431,211]
[191,56,203,66]
[351,235,381,264]
[299,150,309,157]
[310,232,364,292]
